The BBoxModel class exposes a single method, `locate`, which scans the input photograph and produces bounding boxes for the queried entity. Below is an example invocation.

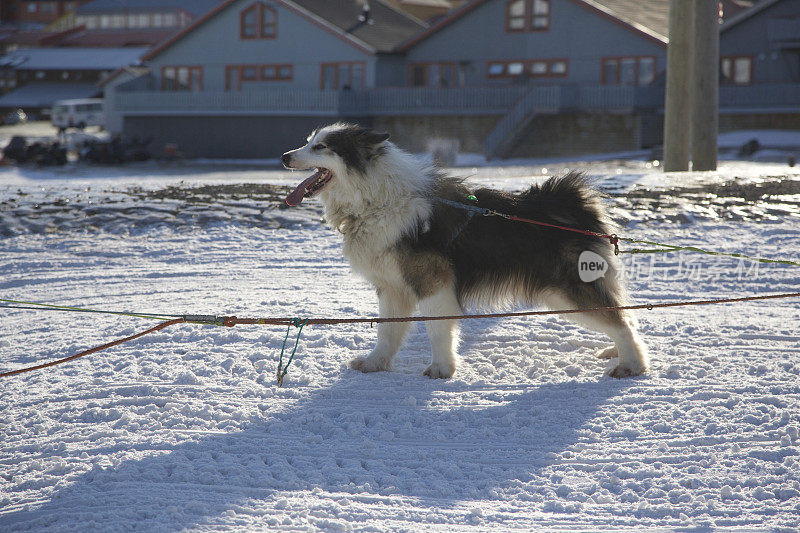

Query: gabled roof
[291,0,428,52]
[721,0,783,32]
[581,0,669,42]
[0,82,101,108]
[78,0,224,16]
[98,65,150,87]
[142,0,427,61]
[719,0,756,20]
[398,0,669,51]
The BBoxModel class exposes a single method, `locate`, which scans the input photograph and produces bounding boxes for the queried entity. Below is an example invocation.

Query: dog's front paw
[349,355,391,374]
[596,346,618,360]
[607,364,647,379]
[423,362,455,379]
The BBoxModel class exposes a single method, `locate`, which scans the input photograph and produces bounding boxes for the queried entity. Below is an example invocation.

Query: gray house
[112,0,677,159]
[719,0,800,132]
[394,0,670,157]
[110,0,800,160]
[399,0,668,88]
[111,0,426,157]
[721,0,800,84]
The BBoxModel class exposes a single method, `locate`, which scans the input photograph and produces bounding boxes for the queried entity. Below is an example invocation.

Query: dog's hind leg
[419,285,462,379]
[545,281,649,378]
[595,346,618,359]
[350,287,416,374]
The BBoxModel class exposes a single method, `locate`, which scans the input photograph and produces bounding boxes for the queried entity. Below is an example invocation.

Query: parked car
[51,99,104,131]
[3,109,28,125]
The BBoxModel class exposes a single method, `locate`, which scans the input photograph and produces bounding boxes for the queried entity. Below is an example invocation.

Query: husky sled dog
[282,123,648,379]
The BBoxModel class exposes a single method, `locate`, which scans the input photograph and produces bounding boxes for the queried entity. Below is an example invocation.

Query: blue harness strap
[435,197,488,247]
[436,197,491,216]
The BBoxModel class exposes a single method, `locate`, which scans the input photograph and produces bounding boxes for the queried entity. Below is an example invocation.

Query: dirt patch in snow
[2,177,800,237]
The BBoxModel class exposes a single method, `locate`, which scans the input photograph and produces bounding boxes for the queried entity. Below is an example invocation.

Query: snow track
[1,163,799,531]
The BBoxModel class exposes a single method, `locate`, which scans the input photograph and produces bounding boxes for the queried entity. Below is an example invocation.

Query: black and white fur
[282,123,648,379]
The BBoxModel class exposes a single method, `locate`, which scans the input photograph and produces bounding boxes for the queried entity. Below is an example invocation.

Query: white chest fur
[317,144,435,288]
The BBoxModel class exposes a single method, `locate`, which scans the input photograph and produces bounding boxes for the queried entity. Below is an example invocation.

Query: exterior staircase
[483,85,560,160]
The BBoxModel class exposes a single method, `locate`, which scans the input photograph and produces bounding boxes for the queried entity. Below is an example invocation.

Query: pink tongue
[285,171,323,206]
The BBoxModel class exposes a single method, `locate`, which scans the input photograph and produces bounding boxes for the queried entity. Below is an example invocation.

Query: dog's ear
[363,132,390,145]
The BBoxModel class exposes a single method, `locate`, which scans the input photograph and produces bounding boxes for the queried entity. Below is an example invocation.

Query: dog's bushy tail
[518,171,613,237]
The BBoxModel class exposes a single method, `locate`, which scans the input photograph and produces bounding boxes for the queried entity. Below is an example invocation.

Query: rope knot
[609,234,620,255]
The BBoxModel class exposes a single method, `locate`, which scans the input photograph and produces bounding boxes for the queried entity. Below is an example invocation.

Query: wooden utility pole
[663,0,694,172]
[690,0,719,171]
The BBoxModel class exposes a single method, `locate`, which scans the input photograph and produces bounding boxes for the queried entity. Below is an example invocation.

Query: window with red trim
[240,2,277,40]
[530,0,549,30]
[321,62,365,90]
[506,0,525,31]
[241,66,257,81]
[720,56,752,85]
[408,63,462,87]
[225,64,293,90]
[505,0,550,32]
[486,59,567,79]
[601,57,655,85]
[260,5,276,37]
[162,66,203,91]
[241,7,257,38]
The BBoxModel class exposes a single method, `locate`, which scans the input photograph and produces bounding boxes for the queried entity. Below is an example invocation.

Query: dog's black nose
[281,152,292,168]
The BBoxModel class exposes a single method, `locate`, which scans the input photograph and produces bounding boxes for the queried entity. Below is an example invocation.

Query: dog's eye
[312,144,326,151]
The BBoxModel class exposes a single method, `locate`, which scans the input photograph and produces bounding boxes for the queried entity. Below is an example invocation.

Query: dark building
[0,46,145,115]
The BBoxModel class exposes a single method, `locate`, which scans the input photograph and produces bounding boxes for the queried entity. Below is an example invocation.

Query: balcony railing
[116,90,341,116]
[114,84,800,116]
[115,87,533,116]
[719,83,800,110]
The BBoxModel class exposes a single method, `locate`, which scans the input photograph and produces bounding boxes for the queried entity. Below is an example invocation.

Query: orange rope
[0,318,184,378]
[2,292,799,379]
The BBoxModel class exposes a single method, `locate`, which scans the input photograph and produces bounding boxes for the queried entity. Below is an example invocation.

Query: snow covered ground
[1,154,800,531]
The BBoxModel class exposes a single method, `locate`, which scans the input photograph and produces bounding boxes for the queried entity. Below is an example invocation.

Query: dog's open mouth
[285,168,334,206]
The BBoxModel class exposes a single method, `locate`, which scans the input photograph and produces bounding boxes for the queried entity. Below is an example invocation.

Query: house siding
[403,0,666,86]
[375,54,407,88]
[146,0,375,92]
[721,0,800,83]
[124,115,362,158]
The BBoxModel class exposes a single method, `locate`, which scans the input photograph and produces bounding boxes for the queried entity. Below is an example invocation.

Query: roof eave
[397,0,488,52]
[398,0,667,52]
[572,0,667,46]
[720,0,781,32]
[280,0,375,55]
[142,0,376,63]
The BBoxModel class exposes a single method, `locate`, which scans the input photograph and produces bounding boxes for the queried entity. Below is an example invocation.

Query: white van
[51,99,105,130]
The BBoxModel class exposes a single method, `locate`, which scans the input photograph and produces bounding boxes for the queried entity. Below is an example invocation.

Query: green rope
[276,318,308,387]
[617,238,800,266]
[0,298,180,321]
